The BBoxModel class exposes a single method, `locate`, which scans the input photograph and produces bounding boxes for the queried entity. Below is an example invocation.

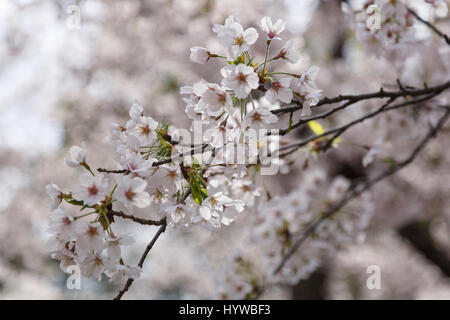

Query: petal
[265,89,277,104]
[199,206,211,220]
[307,66,320,80]
[130,177,147,192]
[79,173,94,187]
[278,87,293,103]
[243,27,259,45]
[133,192,151,208]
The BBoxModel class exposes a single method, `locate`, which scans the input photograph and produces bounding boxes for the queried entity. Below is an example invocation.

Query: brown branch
[112,147,218,300]
[114,221,167,300]
[272,107,450,279]
[151,143,211,167]
[272,80,450,116]
[98,144,212,174]
[108,210,166,226]
[408,8,450,46]
[274,91,443,157]
[97,168,129,174]
[399,221,450,277]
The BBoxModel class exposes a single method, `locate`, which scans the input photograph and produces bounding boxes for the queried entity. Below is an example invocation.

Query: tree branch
[408,8,450,46]
[114,220,167,300]
[274,91,443,157]
[272,80,450,116]
[108,210,166,226]
[272,107,450,278]
[97,168,129,174]
[112,147,218,300]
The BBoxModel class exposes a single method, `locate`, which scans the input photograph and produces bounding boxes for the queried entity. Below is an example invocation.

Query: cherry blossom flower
[199,192,244,228]
[115,175,152,208]
[46,183,63,210]
[231,179,261,207]
[125,103,159,145]
[127,115,159,145]
[193,80,232,116]
[300,90,323,116]
[213,16,259,59]
[72,173,109,206]
[260,16,285,40]
[80,251,109,280]
[129,102,144,121]
[118,151,153,177]
[48,208,80,240]
[105,264,142,284]
[64,143,87,168]
[221,64,259,99]
[51,249,77,272]
[76,222,105,255]
[106,234,135,263]
[165,203,193,225]
[265,77,293,103]
[276,40,300,64]
[291,66,322,116]
[243,105,278,128]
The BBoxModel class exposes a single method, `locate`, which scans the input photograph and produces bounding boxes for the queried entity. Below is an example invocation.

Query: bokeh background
[1,0,449,299]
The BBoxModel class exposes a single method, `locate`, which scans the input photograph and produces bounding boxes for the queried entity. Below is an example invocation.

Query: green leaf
[66,199,84,206]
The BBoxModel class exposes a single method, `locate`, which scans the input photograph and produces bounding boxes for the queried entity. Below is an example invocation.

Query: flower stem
[262,40,271,74]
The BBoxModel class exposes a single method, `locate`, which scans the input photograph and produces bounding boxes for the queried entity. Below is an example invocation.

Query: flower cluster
[343,0,415,57]
[217,170,374,299]
[188,15,322,116]
[46,144,144,282]
[44,15,343,288]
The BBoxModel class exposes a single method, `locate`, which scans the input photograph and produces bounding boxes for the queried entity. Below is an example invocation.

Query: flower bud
[190,46,210,64]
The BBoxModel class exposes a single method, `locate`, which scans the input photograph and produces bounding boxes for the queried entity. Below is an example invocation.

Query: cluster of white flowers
[45,15,330,287]
[343,0,415,57]
[46,146,143,283]
[217,170,374,299]
[188,15,322,116]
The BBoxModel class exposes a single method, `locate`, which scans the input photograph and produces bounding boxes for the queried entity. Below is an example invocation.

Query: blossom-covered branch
[407,7,450,45]
[114,221,167,300]
[44,0,450,300]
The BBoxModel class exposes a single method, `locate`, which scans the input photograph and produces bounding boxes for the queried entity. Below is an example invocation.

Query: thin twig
[97,168,129,174]
[408,8,450,46]
[112,147,218,300]
[98,144,212,174]
[272,107,450,277]
[114,221,167,300]
[275,91,443,156]
[109,210,166,226]
[272,80,450,116]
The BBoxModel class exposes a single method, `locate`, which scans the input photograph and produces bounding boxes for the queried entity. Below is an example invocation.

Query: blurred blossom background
[1,0,449,299]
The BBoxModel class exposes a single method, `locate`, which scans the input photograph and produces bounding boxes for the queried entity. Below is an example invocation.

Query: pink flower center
[237,72,248,83]
[252,112,262,123]
[88,184,98,196]
[62,217,72,226]
[140,125,150,135]
[217,92,226,104]
[87,226,98,237]
[125,188,136,200]
[272,81,281,92]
